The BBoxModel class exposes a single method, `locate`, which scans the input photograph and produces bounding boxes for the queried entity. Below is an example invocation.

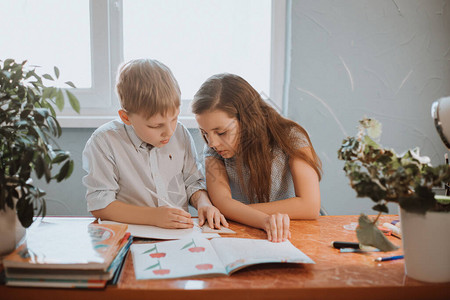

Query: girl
[192,73,322,242]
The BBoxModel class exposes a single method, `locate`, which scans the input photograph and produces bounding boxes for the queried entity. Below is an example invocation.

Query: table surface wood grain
[1,215,449,300]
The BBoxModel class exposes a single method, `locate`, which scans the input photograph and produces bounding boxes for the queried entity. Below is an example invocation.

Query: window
[1,0,286,128]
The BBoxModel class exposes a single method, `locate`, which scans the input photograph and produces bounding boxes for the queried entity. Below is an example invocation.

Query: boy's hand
[197,205,229,229]
[154,206,194,229]
[263,213,291,243]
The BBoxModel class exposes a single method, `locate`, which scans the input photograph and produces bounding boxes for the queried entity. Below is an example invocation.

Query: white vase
[400,207,450,283]
[0,205,26,257]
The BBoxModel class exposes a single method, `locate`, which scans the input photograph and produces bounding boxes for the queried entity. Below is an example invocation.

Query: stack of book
[2,218,131,289]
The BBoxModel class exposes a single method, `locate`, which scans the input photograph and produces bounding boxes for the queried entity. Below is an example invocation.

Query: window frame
[58,0,287,128]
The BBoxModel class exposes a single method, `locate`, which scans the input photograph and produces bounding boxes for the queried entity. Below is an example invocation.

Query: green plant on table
[0,58,80,228]
[337,118,450,251]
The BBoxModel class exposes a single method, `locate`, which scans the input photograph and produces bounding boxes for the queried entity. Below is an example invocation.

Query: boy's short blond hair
[116,59,181,119]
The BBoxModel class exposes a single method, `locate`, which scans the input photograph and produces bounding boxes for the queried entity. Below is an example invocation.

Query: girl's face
[195,109,240,159]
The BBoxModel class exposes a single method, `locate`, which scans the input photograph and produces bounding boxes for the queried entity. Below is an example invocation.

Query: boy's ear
[118,109,132,125]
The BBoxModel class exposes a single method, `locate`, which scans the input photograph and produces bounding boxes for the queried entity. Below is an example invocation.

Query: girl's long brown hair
[192,73,322,203]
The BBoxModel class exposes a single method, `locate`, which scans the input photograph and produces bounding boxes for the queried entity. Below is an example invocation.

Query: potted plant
[0,58,80,255]
[338,117,450,283]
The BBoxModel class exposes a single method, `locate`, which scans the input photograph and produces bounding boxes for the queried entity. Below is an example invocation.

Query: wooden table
[1,215,449,300]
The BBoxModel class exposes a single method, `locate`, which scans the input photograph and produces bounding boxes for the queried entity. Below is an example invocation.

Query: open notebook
[131,237,314,279]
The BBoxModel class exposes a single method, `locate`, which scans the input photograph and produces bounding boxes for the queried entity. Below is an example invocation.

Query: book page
[131,238,227,279]
[100,219,220,239]
[210,238,315,274]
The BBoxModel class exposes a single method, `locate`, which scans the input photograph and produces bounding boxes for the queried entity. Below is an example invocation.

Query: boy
[82,59,228,229]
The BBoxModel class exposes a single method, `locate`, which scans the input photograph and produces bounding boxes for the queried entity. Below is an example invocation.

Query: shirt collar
[123,123,152,151]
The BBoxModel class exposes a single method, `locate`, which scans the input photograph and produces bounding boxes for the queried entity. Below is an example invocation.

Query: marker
[374,255,404,262]
[332,241,360,249]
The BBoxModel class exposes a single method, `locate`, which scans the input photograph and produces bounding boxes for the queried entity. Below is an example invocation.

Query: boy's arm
[82,133,193,229]
[91,201,194,228]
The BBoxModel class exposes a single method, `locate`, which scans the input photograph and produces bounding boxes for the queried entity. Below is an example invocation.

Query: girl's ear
[118,109,132,125]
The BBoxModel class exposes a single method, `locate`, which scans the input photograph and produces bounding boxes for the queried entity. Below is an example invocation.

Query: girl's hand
[263,213,291,242]
[197,205,229,229]
[154,206,194,229]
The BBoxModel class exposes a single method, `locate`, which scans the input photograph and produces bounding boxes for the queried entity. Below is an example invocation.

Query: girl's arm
[205,157,289,242]
[248,147,321,219]
[189,189,229,229]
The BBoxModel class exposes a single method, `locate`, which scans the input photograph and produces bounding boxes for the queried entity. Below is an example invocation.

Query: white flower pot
[400,207,450,283]
[0,204,26,257]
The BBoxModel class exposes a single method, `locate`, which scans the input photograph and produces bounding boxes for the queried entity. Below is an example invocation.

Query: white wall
[288,0,450,215]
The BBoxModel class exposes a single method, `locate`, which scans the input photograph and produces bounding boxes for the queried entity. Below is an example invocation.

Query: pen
[374,255,404,262]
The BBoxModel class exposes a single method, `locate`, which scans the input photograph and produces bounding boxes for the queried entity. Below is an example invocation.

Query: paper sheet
[98,219,220,240]
[201,224,236,234]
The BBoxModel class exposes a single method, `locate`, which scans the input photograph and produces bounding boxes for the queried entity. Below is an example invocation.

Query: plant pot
[400,207,450,283]
[0,204,26,257]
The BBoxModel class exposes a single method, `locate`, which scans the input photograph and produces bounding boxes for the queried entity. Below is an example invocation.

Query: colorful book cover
[131,237,314,280]
[3,219,128,271]
[5,234,133,281]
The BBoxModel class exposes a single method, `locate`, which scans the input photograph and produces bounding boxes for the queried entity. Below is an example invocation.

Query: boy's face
[195,109,239,159]
[119,107,180,147]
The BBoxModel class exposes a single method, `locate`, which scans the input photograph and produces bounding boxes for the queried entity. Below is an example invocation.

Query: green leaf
[52,153,69,164]
[65,90,80,113]
[142,245,157,254]
[41,199,46,219]
[16,196,34,228]
[4,58,15,67]
[35,108,49,119]
[35,196,47,218]
[65,81,76,88]
[20,109,32,120]
[55,89,64,111]
[66,160,74,178]
[46,115,59,137]
[34,155,45,179]
[363,135,379,148]
[54,66,60,79]
[372,204,389,214]
[46,101,57,117]
[144,262,161,271]
[56,160,73,182]
[44,157,52,183]
[43,74,54,81]
[32,125,48,143]
[181,240,195,250]
[356,214,399,252]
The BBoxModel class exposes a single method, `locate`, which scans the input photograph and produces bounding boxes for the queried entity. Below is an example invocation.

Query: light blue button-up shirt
[82,120,206,212]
